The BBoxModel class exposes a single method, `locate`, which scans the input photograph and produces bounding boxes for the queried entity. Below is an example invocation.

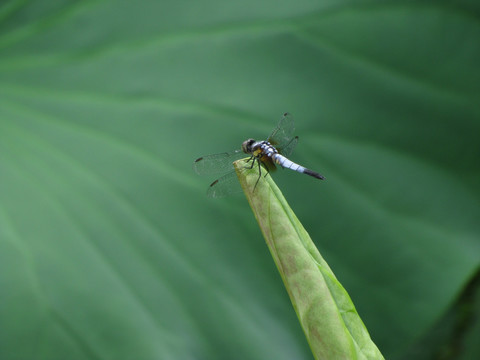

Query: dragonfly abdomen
[272,153,325,180]
[272,153,304,171]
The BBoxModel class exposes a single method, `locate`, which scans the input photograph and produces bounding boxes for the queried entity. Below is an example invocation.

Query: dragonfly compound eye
[242,139,256,154]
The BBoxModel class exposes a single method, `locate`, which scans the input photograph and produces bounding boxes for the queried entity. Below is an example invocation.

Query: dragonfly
[193,113,325,197]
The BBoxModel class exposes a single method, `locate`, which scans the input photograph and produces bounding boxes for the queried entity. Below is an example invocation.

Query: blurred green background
[1,1,479,359]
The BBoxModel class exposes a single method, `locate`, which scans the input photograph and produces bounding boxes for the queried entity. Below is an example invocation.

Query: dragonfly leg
[246,155,256,169]
[253,158,266,191]
[263,162,270,178]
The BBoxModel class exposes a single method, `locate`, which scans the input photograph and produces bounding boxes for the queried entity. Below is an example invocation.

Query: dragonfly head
[242,138,256,154]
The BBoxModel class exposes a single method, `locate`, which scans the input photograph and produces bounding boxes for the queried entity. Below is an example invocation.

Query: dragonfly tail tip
[304,168,325,180]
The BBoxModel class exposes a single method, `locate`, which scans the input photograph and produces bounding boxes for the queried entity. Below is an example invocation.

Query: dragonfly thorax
[242,139,278,157]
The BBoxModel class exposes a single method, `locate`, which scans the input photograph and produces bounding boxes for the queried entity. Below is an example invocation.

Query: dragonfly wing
[279,136,298,157]
[193,149,245,175]
[268,112,295,148]
[206,171,243,198]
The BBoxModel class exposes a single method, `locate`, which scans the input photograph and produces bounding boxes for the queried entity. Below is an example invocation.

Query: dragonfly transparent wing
[278,135,298,157]
[268,112,295,149]
[206,171,243,198]
[193,149,245,175]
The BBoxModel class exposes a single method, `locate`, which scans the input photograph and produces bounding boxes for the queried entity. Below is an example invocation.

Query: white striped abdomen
[272,154,306,173]
[259,142,325,180]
